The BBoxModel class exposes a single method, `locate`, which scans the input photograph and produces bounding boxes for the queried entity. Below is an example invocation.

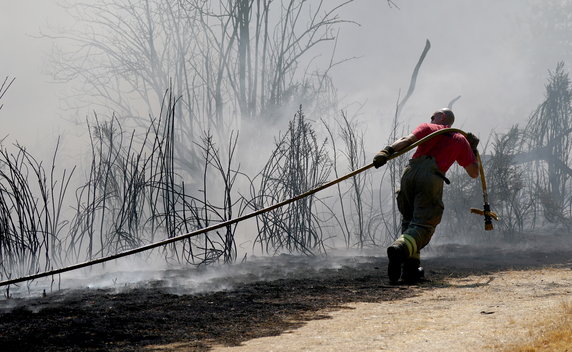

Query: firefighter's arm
[463,132,480,178]
[373,134,417,168]
[464,162,479,178]
[390,133,418,153]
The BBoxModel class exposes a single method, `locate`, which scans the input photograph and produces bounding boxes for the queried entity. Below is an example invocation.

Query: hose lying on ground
[0,128,494,287]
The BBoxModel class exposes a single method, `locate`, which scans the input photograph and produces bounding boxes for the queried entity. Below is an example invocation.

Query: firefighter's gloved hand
[466,132,480,154]
[373,145,395,168]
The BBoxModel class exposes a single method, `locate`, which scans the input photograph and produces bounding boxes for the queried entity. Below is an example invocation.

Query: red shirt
[411,123,476,173]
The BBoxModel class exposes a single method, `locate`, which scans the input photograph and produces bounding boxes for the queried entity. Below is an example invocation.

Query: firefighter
[373,108,480,284]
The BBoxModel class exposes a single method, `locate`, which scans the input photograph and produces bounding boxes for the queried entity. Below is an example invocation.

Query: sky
[0,0,567,156]
[334,0,557,150]
[1,2,72,156]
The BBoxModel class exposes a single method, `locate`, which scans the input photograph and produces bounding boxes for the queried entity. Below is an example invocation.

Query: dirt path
[1,240,572,351]
[209,268,572,352]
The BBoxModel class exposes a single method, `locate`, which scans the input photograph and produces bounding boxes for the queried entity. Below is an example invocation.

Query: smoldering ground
[1,232,571,351]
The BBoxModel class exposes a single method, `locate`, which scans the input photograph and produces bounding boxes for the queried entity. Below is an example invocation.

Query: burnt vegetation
[1,1,572,290]
[442,62,572,240]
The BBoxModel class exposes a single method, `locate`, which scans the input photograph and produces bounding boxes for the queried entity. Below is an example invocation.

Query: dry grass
[504,300,572,352]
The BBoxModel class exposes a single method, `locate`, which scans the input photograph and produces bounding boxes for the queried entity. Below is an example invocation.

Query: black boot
[387,244,407,284]
[402,258,424,284]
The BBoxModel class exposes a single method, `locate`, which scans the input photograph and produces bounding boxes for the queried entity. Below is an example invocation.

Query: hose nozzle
[470,203,499,231]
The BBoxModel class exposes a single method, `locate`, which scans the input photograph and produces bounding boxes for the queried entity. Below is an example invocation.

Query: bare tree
[487,127,531,234]
[322,111,370,248]
[0,77,15,112]
[0,141,74,280]
[49,0,357,174]
[523,62,572,224]
[252,105,331,254]
[49,1,206,172]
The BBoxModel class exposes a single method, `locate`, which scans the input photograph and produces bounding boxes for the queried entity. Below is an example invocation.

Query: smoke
[3,249,383,299]
[2,1,562,152]
[0,0,562,165]
[2,0,572,295]
[332,0,553,151]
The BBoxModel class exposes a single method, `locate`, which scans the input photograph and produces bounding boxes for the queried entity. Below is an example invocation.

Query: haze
[1,0,571,291]
[0,1,562,154]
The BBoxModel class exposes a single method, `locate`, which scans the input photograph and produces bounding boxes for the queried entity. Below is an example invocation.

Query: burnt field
[0,236,571,352]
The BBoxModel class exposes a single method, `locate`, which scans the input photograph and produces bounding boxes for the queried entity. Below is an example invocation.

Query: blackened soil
[1,239,571,352]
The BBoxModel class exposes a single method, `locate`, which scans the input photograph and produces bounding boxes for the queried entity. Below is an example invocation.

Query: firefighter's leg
[397,165,414,233]
[389,158,443,282]
[387,167,415,283]
[402,250,424,283]
[399,162,444,256]
[393,160,439,250]
[391,204,439,283]
[399,191,412,234]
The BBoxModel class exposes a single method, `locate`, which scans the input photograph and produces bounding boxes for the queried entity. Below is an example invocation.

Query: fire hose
[0,128,497,287]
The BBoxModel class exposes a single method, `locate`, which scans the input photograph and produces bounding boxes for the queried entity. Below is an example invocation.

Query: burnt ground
[0,233,571,352]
